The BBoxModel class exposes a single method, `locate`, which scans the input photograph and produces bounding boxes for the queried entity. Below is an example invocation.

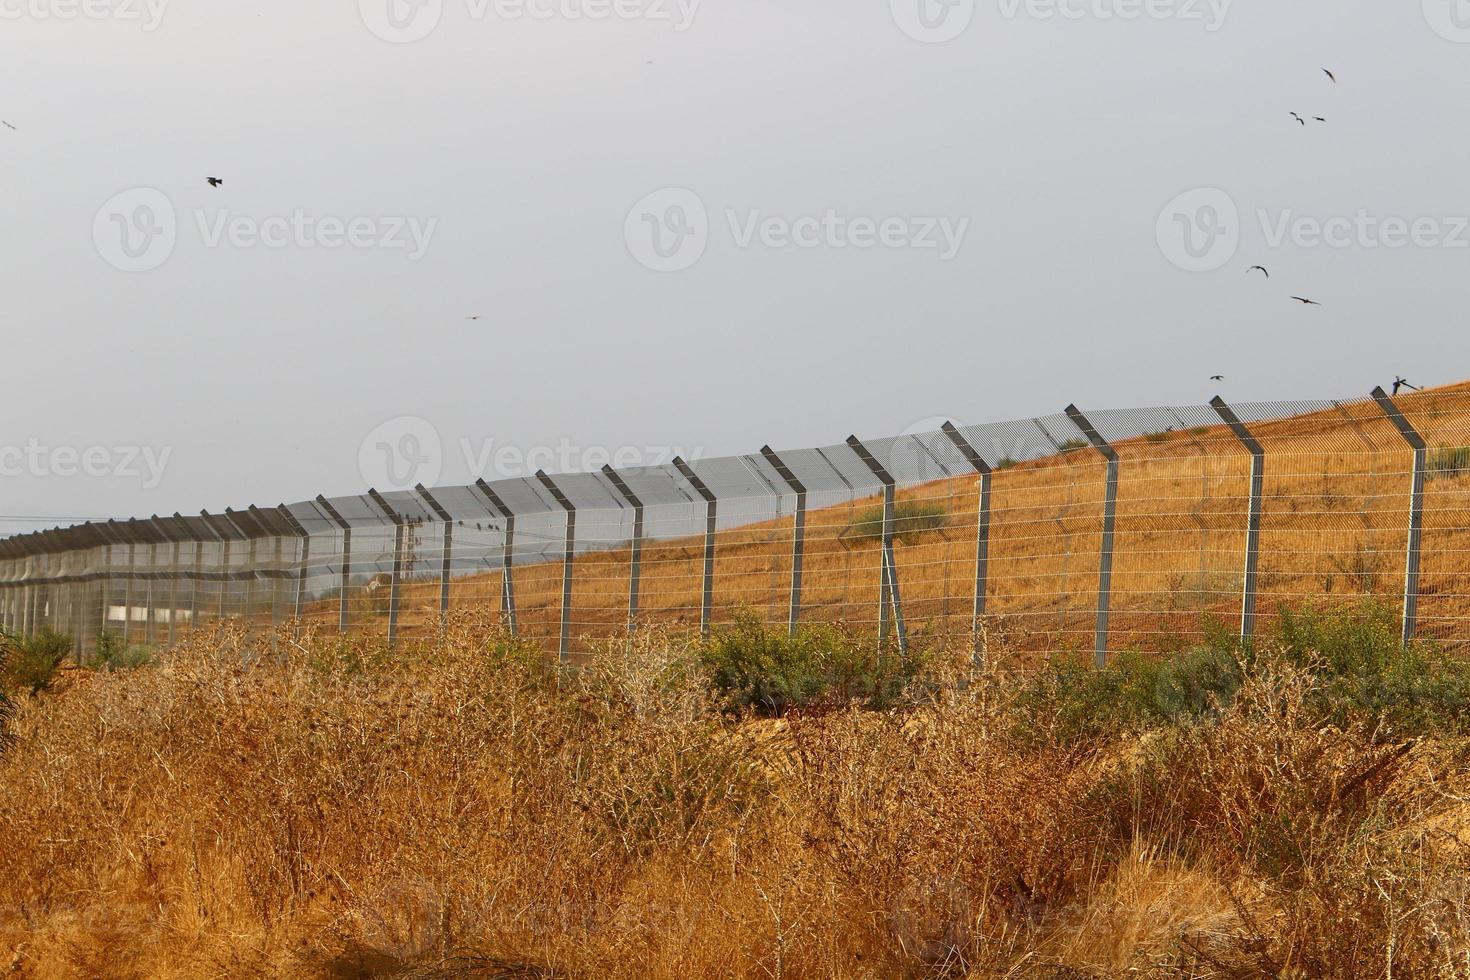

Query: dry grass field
[4,609,1470,978]
[326,384,1470,659]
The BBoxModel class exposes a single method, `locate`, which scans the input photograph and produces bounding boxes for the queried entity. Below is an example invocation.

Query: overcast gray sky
[2,0,1467,536]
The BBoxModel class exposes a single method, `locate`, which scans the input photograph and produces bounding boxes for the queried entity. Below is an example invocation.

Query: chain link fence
[4,385,1469,663]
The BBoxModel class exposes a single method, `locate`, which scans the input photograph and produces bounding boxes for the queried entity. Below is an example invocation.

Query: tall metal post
[601,466,646,631]
[846,435,908,654]
[941,422,994,666]
[276,506,311,629]
[673,457,718,639]
[415,485,454,628]
[536,471,576,662]
[150,516,181,646]
[367,489,405,647]
[473,479,518,634]
[1371,386,1428,644]
[1210,397,1265,641]
[315,496,353,632]
[1064,406,1120,667]
[761,446,808,636]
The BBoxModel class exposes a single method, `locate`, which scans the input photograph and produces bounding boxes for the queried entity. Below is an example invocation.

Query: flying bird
[206,177,223,187]
[1322,68,1336,83]
[1247,265,1270,278]
[466,315,480,320]
[1,121,15,131]
[1291,296,1322,305]
[1210,375,1225,381]
[1313,116,1326,123]
[1290,112,1305,126]
[1392,377,1421,395]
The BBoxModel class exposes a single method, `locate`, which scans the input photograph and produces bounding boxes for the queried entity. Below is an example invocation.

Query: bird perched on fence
[1392,377,1421,395]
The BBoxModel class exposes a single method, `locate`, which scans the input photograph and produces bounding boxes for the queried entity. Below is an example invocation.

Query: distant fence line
[3,386,1469,664]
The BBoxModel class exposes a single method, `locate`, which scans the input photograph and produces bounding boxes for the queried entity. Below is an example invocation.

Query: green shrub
[845,501,949,545]
[95,639,153,672]
[1270,602,1470,734]
[1428,445,1470,480]
[1017,603,1470,742]
[699,614,924,716]
[995,456,1018,470]
[1057,437,1090,452]
[2,628,72,697]
[1014,645,1242,742]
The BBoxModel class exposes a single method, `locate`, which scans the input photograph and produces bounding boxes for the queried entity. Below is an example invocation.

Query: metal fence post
[473,479,518,634]
[1210,397,1265,641]
[760,446,807,636]
[1064,406,1119,667]
[366,489,405,647]
[416,484,454,628]
[846,435,909,654]
[315,496,352,632]
[276,505,311,632]
[1370,386,1428,644]
[536,471,575,662]
[941,422,993,666]
[673,457,718,639]
[601,466,645,632]
[149,516,181,646]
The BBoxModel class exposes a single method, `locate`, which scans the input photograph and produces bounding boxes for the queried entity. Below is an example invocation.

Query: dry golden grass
[4,614,1470,978]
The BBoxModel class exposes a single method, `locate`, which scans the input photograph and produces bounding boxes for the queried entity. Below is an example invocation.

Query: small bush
[1143,430,1172,442]
[1428,445,1470,480]
[1014,645,1242,742]
[699,614,925,716]
[846,501,949,545]
[2,628,72,697]
[1057,437,1090,452]
[995,456,1018,469]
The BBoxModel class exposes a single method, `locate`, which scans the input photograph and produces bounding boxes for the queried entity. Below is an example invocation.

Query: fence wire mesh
[4,386,1470,662]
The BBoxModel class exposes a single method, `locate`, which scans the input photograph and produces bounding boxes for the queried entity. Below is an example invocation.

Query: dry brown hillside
[312,383,1470,658]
